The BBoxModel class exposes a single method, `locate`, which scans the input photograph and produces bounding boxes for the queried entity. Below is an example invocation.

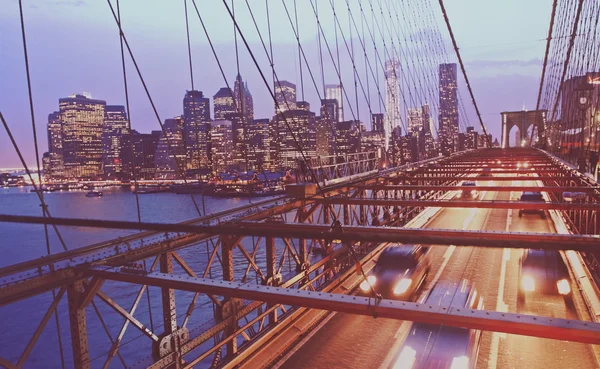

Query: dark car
[518,191,546,218]
[460,181,479,199]
[518,249,573,305]
[358,245,430,300]
[391,280,483,369]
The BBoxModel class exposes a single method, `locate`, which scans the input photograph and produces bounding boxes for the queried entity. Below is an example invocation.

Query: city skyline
[0,1,552,168]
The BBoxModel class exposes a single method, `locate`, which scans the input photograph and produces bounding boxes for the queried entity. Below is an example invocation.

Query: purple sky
[0,0,551,168]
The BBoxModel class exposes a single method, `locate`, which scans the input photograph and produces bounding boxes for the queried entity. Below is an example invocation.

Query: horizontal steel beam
[87,267,600,345]
[390,176,578,181]
[313,198,599,210]
[0,214,598,251]
[352,185,600,194]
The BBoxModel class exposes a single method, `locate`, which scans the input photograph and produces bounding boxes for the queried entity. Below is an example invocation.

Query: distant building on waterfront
[183,90,211,173]
[384,60,401,150]
[439,63,459,155]
[408,108,424,133]
[210,119,234,173]
[102,105,129,180]
[273,102,316,168]
[274,80,296,114]
[125,130,161,180]
[325,84,344,122]
[46,111,64,179]
[234,73,254,121]
[335,120,361,156]
[213,87,236,120]
[59,94,106,179]
[155,116,186,179]
[247,118,270,171]
[372,113,384,133]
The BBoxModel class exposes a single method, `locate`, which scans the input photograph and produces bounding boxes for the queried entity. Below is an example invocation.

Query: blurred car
[478,167,492,177]
[392,280,483,369]
[518,249,573,305]
[518,191,546,218]
[459,181,479,199]
[358,245,430,300]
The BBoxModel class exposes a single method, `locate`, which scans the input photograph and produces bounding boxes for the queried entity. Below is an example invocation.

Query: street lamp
[575,80,593,172]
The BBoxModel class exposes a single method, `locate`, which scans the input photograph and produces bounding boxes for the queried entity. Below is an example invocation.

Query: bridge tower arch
[501,110,547,148]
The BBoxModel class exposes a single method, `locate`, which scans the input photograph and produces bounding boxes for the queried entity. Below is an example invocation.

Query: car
[358,245,430,300]
[391,280,483,369]
[477,167,492,177]
[518,191,546,218]
[518,249,573,306]
[459,181,479,199]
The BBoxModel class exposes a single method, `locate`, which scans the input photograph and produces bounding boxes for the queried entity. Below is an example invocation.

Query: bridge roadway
[276,178,599,369]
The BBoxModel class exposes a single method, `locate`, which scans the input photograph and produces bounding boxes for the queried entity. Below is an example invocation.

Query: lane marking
[488,184,513,369]
[378,321,411,369]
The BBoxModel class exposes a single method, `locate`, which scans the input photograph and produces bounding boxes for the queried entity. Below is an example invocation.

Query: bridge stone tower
[501,110,547,148]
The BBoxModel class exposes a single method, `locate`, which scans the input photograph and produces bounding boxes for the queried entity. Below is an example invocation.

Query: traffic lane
[278,197,495,369]
[493,179,597,369]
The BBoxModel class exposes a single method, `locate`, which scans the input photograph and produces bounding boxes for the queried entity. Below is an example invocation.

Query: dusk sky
[0,0,552,168]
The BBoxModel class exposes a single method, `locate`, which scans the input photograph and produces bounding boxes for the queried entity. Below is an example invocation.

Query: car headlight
[393,278,412,295]
[392,346,416,369]
[450,356,469,369]
[521,275,535,292]
[557,279,571,295]
[523,162,529,168]
[360,275,377,292]
[517,162,522,168]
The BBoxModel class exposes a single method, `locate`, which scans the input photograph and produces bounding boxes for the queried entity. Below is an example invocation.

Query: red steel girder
[352,184,600,194]
[1,214,599,252]
[389,176,579,182]
[87,267,600,345]
[314,198,600,211]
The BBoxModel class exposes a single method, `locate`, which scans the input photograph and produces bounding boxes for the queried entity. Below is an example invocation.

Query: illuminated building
[124,130,161,180]
[466,126,478,150]
[274,80,296,114]
[46,111,64,179]
[155,116,186,179]
[210,119,234,173]
[273,102,316,168]
[213,87,236,120]
[361,131,385,159]
[408,108,424,133]
[439,63,459,155]
[325,84,344,122]
[335,120,361,155]
[371,113,384,133]
[59,94,106,179]
[316,117,334,157]
[102,105,129,180]
[247,118,270,171]
[183,90,211,172]
[234,73,254,121]
[384,60,401,150]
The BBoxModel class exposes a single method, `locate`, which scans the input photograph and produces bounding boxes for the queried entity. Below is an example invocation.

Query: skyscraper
[408,108,424,133]
[247,118,270,171]
[335,120,362,155]
[213,87,236,120]
[439,63,459,155]
[274,102,316,168]
[371,113,384,133]
[102,105,129,180]
[46,111,64,179]
[124,130,161,180]
[59,94,106,179]
[274,80,296,114]
[210,119,234,173]
[234,73,254,121]
[183,90,211,172]
[384,60,401,150]
[155,116,186,179]
[325,84,344,122]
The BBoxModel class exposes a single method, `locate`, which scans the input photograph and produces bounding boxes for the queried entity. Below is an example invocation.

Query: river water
[0,186,279,368]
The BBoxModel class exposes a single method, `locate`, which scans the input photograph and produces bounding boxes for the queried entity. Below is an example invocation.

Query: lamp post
[575,80,593,173]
